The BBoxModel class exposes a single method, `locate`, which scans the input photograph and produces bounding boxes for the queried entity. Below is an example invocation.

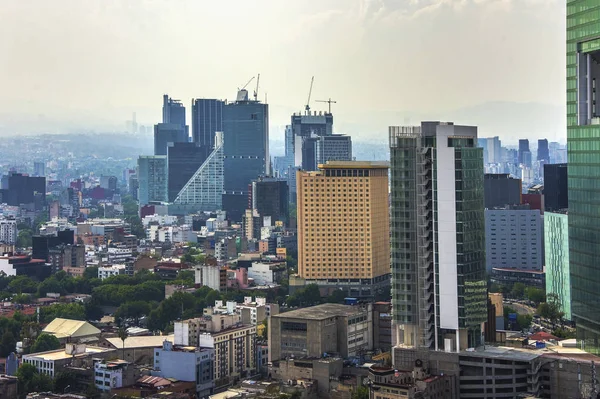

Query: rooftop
[273,303,366,320]
[105,334,174,349]
[319,161,389,169]
[43,318,101,339]
[24,346,111,361]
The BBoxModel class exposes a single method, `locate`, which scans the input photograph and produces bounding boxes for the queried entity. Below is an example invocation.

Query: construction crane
[316,98,337,114]
[253,73,260,102]
[305,76,314,113]
[239,76,255,91]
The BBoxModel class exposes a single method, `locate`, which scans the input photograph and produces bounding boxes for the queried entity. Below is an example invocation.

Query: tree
[40,303,86,323]
[326,289,346,304]
[351,386,369,399]
[30,334,61,354]
[118,326,128,360]
[511,283,526,299]
[16,363,54,399]
[537,293,565,328]
[0,331,16,357]
[525,287,546,305]
[17,229,33,248]
[115,301,151,326]
[8,276,38,294]
[54,371,78,394]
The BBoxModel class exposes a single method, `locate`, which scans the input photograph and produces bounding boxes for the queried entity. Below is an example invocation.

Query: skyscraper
[567,2,600,353]
[483,174,522,208]
[33,161,45,177]
[172,132,225,213]
[167,142,211,202]
[390,122,486,352]
[137,156,168,206]
[301,134,352,171]
[191,99,224,149]
[518,139,530,166]
[486,136,502,164]
[544,163,568,213]
[296,161,390,297]
[222,89,269,220]
[537,139,549,163]
[251,177,289,225]
[163,94,186,127]
[154,123,188,156]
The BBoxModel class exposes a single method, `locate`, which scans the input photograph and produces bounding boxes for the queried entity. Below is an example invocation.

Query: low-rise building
[153,340,215,398]
[247,261,287,286]
[42,318,101,343]
[366,363,453,399]
[269,303,372,362]
[97,334,174,365]
[195,265,227,291]
[94,359,136,392]
[97,264,127,280]
[0,374,17,399]
[22,343,115,378]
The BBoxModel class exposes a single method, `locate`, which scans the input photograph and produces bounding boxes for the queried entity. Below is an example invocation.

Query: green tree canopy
[16,363,53,399]
[30,333,61,353]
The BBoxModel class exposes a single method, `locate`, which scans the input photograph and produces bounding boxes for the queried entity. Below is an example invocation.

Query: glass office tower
[567,0,600,353]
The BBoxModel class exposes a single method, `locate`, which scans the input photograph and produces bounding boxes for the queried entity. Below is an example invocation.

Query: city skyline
[1,0,566,142]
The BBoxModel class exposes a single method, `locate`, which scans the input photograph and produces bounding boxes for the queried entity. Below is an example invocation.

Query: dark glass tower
[537,139,549,163]
[518,139,531,167]
[167,143,211,202]
[544,163,568,213]
[222,90,269,221]
[154,123,188,156]
[567,0,600,353]
[251,178,289,225]
[390,122,486,352]
[191,99,224,149]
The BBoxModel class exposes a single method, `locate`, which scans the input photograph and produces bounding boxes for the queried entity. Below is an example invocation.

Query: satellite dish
[415,359,423,367]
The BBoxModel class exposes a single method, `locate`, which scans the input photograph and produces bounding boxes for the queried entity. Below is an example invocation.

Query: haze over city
[1,0,566,143]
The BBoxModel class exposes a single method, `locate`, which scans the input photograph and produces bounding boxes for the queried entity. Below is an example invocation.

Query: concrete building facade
[296,161,390,297]
[485,206,543,272]
[269,303,372,362]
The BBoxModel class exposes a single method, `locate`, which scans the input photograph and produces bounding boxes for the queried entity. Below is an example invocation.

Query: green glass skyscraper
[567,0,600,353]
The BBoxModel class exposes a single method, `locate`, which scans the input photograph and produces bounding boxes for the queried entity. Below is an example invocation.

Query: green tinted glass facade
[545,212,571,321]
[567,0,600,353]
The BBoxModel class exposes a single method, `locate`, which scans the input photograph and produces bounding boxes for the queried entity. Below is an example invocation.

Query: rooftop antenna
[305,76,314,114]
[316,98,337,114]
[254,73,260,102]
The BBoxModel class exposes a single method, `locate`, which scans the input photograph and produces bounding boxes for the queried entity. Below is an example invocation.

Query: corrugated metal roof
[42,318,101,339]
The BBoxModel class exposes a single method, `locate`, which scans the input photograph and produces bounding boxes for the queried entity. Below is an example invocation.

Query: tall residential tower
[390,122,487,352]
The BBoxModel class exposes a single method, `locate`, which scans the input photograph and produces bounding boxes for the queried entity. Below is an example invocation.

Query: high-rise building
[163,94,186,127]
[297,161,390,297]
[486,136,502,164]
[545,211,571,321]
[483,174,522,208]
[33,161,45,177]
[167,143,211,202]
[0,172,46,208]
[137,156,168,206]
[251,178,289,225]
[154,123,188,156]
[222,89,269,220]
[0,219,17,245]
[567,3,600,352]
[171,132,224,213]
[301,134,352,171]
[518,139,530,165]
[191,99,224,149]
[537,139,549,163]
[291,111,333,138]
[485,205,543,273]
[389,122,487,352]
[544,163,568,212]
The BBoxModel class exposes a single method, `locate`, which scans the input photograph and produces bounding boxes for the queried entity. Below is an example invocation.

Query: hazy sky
[0,0,566,143]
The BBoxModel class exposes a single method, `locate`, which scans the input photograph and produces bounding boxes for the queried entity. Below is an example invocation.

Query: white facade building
[94,359,129,392]
[98,264,127,280]
[0,219,17,245]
